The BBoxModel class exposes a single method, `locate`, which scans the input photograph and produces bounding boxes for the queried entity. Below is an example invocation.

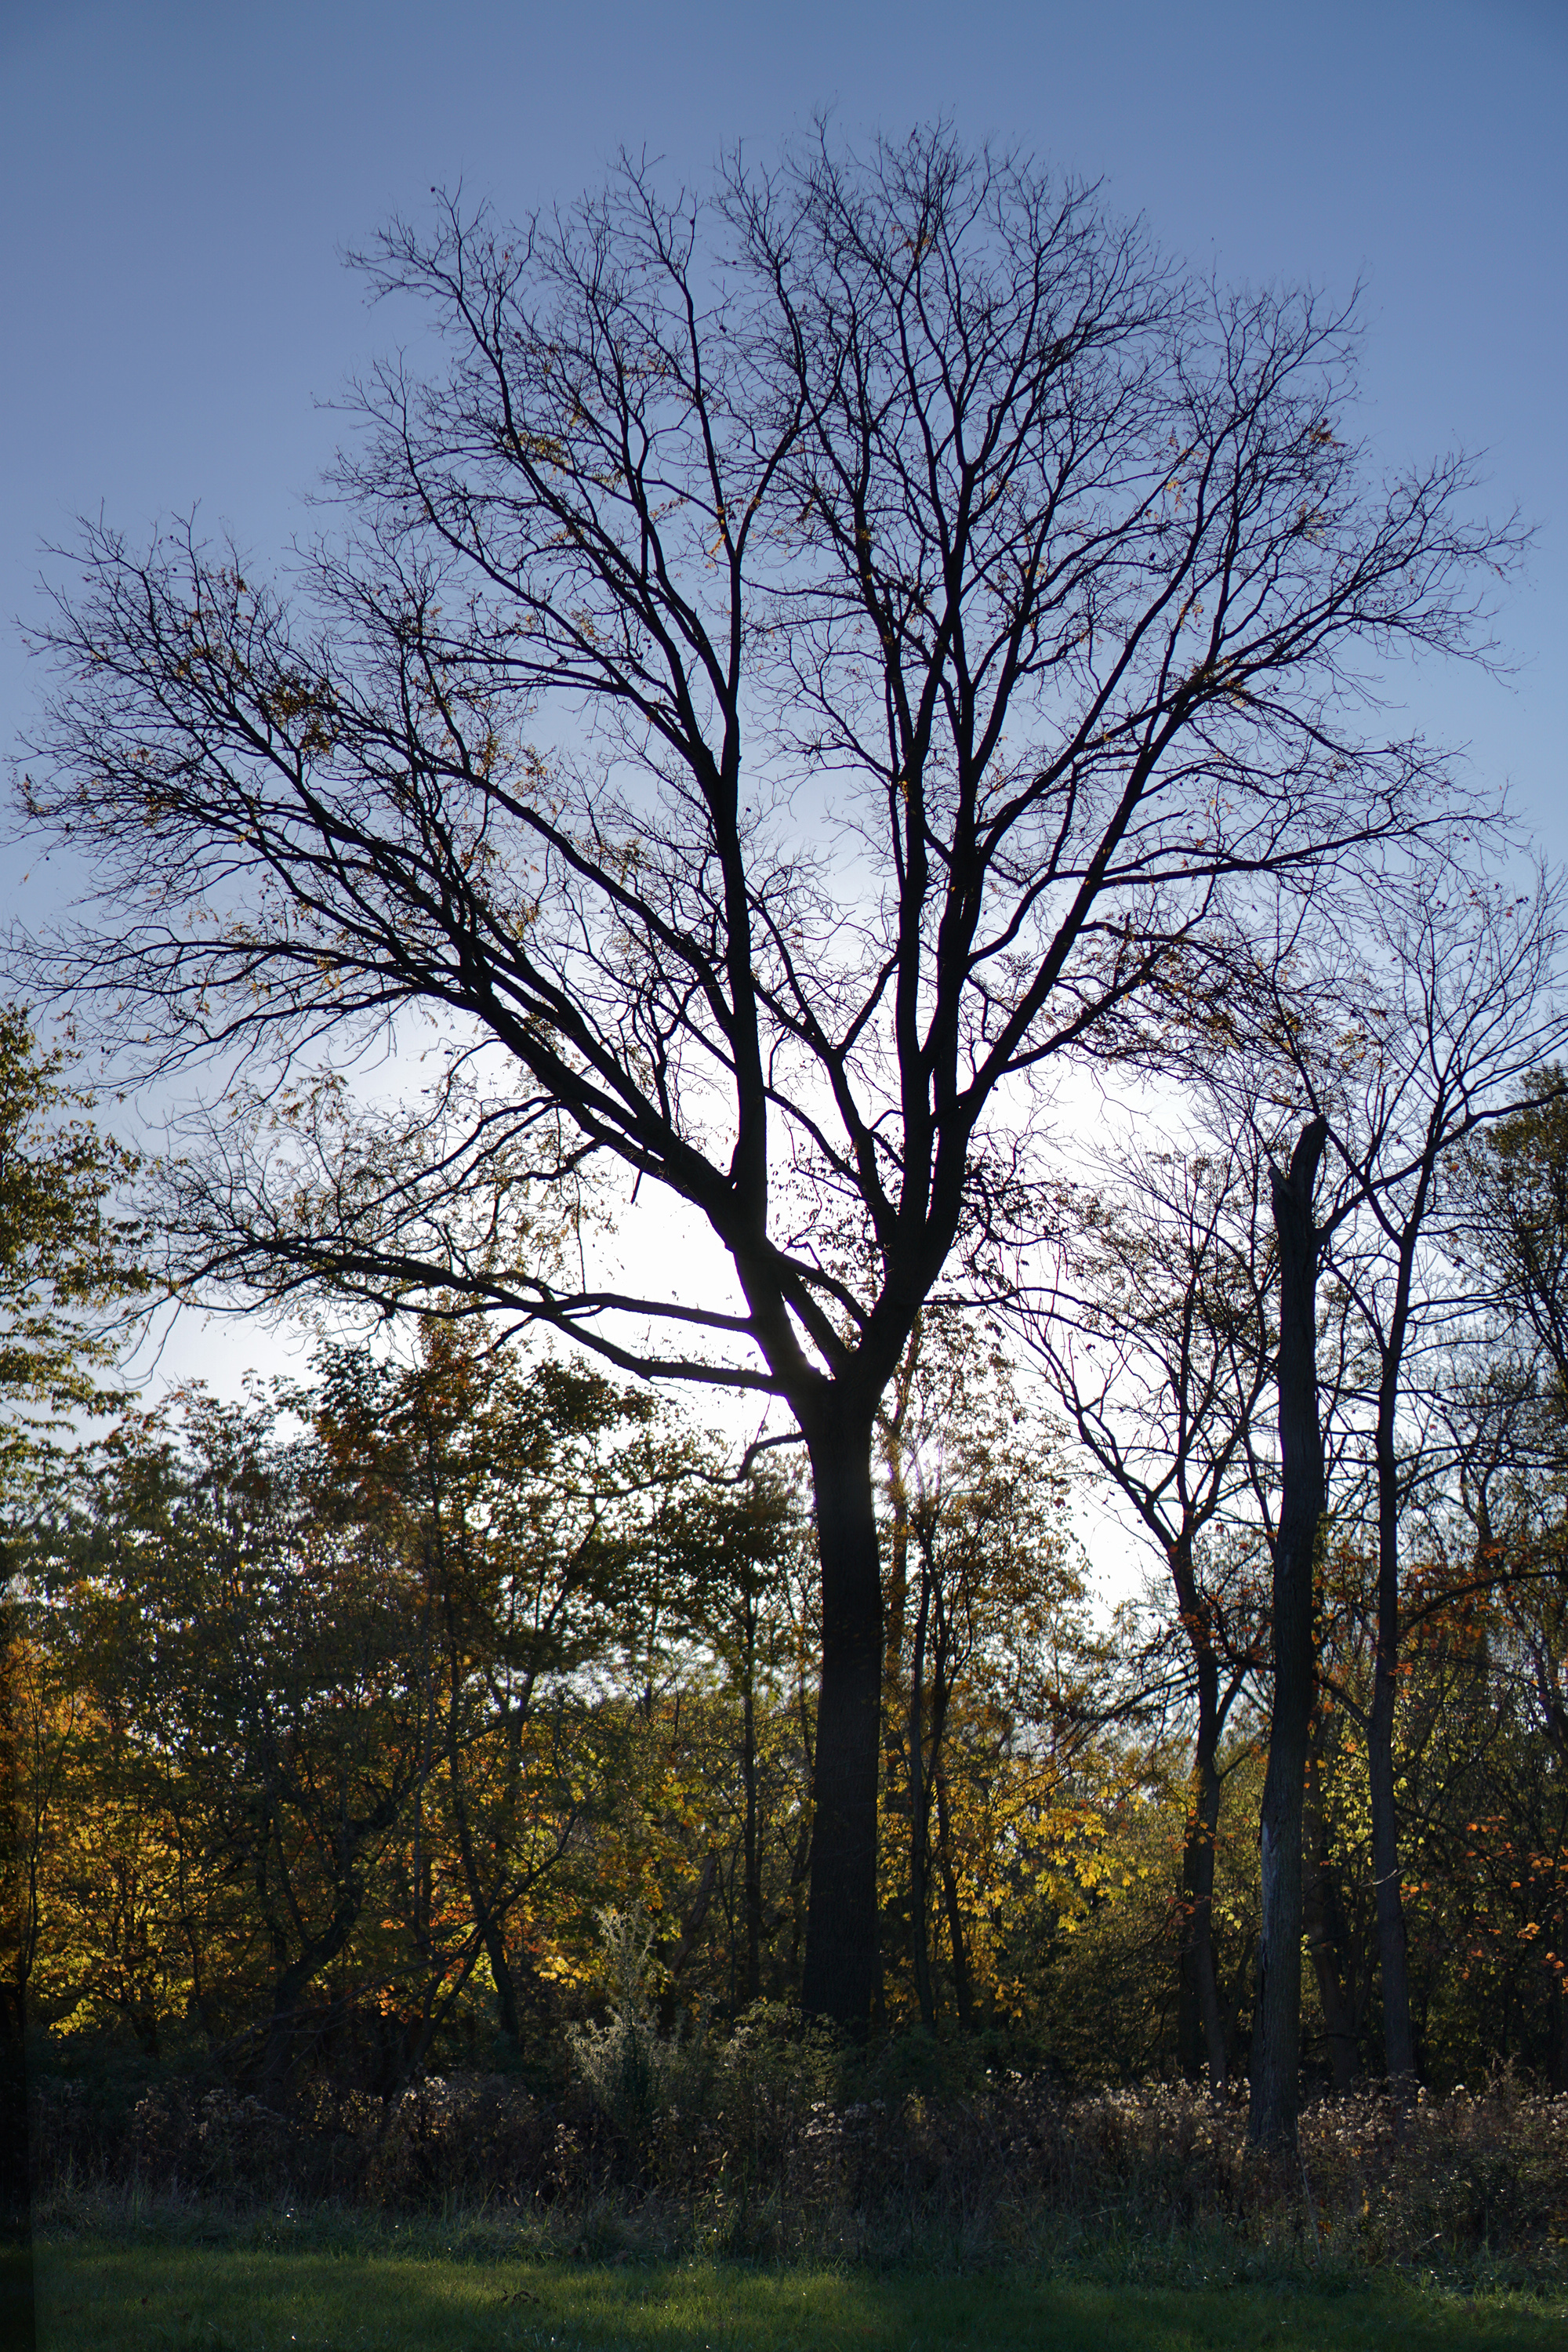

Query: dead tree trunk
[1249,1115,1328,2150]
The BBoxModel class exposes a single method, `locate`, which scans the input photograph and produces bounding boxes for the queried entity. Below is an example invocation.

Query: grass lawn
[29,2240,1568,2352]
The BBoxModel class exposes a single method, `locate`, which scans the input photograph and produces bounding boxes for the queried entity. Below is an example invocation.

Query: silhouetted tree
[19,130,1515,2022]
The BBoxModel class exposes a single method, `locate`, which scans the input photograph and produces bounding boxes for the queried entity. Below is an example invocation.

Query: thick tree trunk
[0,2003,31,2352]
[1249,1116,1327,2151]
[800,1415,884,2029]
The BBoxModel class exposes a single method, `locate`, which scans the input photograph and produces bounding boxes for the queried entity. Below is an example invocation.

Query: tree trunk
[0,1636,37,2352]
[742,1620,762,2005]
[1179,1702,1228,2096]
[1367,1659,1415,2085]
[255,1898,360,2098]
[800,1415,884,2029]
[483,1918,523,2049]
[934,1762,973,2030]
[1303,1740,1358,2094]
[666,1853,720,1982]
[1370,1381,1417,2089]
[1173,1562,1229,2096]
[906,1558,936,2030]
[442,1603,532,2053]
[1249,1115,1327,2150]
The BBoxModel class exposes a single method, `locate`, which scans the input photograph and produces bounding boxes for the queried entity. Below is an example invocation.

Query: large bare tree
[16,129,1514,2024]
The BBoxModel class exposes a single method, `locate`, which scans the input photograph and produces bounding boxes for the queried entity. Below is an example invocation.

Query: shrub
[565,1906,713,2140]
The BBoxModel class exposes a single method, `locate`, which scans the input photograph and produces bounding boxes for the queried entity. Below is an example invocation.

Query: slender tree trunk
[256,1900,360,2098]
[933,1762,973,2030]
[483,1919,523,2048]
[446,1726,524,2048]
[1303,1740,1358,2094]
[1249,1115,1327,2150]
[0,1634,37,2352]
[666,1853,720,1982]
[906,1559,936,2030]
[800,1414,884,2029]
[1367,1662,1414,2083]
[1181,1700,1227,2095]
[786,1642,815,1991]
[742,1621,762,2005]
[441,1601,535,2053]
[1370,1377,1417,2088]
[1173,1558,1228,2096]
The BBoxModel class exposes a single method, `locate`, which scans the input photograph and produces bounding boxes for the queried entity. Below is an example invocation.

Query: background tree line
[5,1007,1568,2118]
[6,1273,1118,2092]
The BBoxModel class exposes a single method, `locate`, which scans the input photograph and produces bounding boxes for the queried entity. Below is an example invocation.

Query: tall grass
[31,2034,1568,2288]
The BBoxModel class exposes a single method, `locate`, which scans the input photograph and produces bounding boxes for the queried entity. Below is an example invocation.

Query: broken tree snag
[1249,1113,1328,2150]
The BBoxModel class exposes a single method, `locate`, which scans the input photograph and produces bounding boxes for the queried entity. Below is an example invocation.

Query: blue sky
[2,0,1564,1406]
[4,0,1563,877]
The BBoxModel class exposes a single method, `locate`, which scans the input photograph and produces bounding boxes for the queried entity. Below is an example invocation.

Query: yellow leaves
[517,429,568,472]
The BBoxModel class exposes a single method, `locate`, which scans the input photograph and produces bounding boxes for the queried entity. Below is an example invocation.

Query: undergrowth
[30,2021,1568,2292]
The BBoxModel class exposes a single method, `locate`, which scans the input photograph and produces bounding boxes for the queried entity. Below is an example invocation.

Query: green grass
[30,2238,1568,2352]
